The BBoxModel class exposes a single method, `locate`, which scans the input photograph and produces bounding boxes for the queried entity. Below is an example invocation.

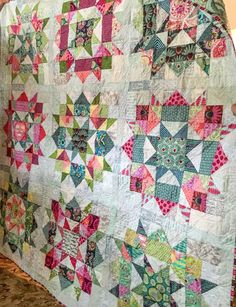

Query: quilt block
[7,3,49,83]
[50,92,116,188]
[55,0,123,82]
[122,93,226,217]
[4,92,47,171]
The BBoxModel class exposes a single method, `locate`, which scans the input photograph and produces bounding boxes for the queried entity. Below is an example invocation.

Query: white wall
[224,0,236,46]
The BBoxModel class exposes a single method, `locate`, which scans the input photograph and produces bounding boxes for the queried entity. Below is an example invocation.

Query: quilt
[0,0,236,306]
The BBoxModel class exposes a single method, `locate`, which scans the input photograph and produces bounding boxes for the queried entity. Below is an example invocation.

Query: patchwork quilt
[0,0,236,306]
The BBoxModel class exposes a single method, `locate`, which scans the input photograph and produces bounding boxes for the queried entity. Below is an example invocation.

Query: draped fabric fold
[0,0,236,306]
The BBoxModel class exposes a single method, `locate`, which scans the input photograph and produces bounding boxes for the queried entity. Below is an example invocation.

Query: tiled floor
[0,254,62,307]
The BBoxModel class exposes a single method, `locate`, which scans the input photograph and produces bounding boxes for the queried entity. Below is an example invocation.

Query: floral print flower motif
[85,241,97,268]
[5,194,26,236]
[65,206,82,222]
[166,44,196,63]
[170,0,192,20]
[163,155,175,168]
[87,241,96,251]
[87,27,93,37]
[211,38,227,58]
[47,221,57,245]
[166,48,176,62]
[155,137,186,170]
[143,4,158,36]
[157,142,169,154]
[130,176,143,193]
[187,27,197,39]
[77,21,87,30]
[204,40,213,51]
[76,37,85,46]
[171,142,181,155]
[72,128,89,153]
[59,264,75,283]
[204,106,223,124]
[73,19,95,48]
[66,270,75,282]
[182,44,195,58]
[178,156,185,168]
[211,26,221,40]
[13,121,29,141]
[191,191,207,212]
[56,127,66,149]
[136,105,150,120]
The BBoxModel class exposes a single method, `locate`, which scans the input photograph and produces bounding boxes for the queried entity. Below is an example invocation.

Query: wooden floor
[0,253,235,306]
[0,254,62,307]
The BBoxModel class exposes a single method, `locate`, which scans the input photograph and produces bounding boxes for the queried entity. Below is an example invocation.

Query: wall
[224,0,236,29]
[224,0,236,46]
